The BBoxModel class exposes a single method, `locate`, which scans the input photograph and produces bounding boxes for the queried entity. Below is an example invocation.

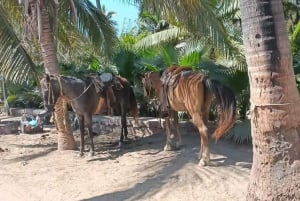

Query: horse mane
[173,66,193,74]
[164,64,193,75]
[164,64,180,74]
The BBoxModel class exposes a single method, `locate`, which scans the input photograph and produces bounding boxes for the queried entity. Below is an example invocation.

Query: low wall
[9,108,45,117]
[0,121,20,134]
[91,115,197,136]
[1,109,198,136]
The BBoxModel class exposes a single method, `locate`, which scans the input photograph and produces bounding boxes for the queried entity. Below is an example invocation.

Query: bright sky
[90,0,139,34]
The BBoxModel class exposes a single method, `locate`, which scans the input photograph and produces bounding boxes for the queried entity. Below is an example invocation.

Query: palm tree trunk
[1,75,10,115]
[240,0,300,200]
[55,97,75,150]
[96,0,101,10]
[39,0,75,150]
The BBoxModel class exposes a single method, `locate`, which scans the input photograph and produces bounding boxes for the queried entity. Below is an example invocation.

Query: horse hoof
[89,152,95,157]
[164,145,173,151]
[198,159,209,166]
[118,142,123,148]
[77,152,84,157]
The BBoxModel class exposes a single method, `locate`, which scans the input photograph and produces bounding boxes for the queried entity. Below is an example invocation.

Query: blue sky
[90,0,139,33]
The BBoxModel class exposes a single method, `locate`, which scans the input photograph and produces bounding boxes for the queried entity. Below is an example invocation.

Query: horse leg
[191,113,210,166]
[171,110,182,147]
[78,115,85,157]
[123,117,129,141]
[164,117,177,151]
[86,115,95,157]
[119,103,128,147]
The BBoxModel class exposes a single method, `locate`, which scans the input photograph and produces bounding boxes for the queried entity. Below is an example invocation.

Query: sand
[0,124,252,201]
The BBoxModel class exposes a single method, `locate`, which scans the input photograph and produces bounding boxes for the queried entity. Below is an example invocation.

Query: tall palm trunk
[240,0,300,200]
[1,75,10,115]
[39,0,75,150]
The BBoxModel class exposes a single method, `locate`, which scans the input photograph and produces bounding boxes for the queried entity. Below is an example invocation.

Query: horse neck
[150,75,162,93]
[57,77,91,100]
[146,76,162,102]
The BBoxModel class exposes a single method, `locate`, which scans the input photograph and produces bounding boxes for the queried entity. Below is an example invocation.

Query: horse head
[142,72,154,99]
[142,71,163,100]
[40,74,60,112]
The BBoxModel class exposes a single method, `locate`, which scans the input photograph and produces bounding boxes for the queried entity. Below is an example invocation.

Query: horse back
[170,72,207,112]
[70,78,101,116]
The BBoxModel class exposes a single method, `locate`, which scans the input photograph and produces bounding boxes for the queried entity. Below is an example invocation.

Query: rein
[47,75,100,105]
[57,76,95,102]
[68,82,94,102]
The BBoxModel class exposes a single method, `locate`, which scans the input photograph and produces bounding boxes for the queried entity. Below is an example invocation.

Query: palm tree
[122,0,300,198]
[240,0,300,200]
[0,0,118,150]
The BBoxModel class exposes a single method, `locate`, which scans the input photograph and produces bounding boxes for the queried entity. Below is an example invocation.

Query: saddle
[160,64,193,117]
[98,73,123,115]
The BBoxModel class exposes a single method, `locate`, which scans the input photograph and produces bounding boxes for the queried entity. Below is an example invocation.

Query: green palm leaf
[59,0,119,59]
[0,6,38,84]
[134,26,188,49]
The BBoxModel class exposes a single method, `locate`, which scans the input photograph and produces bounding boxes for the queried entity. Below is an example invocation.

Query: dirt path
[0,126,252,201]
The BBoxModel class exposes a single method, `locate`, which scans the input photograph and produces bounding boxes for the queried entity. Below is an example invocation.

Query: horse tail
[204,78,236,141]
[129,87,139,125]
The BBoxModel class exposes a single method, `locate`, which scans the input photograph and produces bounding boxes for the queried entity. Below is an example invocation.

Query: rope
[67,81,94,102]
[54,75,95,103]
[248,99,300,119]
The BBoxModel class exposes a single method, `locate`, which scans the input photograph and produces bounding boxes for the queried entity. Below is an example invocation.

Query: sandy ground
[0,124,252,201]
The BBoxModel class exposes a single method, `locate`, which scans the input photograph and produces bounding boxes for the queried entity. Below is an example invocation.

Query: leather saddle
[99,73,123,115]
[160,65,193,117]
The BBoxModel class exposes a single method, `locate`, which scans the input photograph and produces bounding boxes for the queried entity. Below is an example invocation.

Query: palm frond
[0,6,39,85]
[134,26,188,49]
[292,20,300,52]
[138,0,230,51]
[179,49,207,67]
[60,0,119,60]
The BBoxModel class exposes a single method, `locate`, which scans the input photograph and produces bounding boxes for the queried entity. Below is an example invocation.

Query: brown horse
[142,65,236,166]
[94,74,139,145]
[40,74,104,157]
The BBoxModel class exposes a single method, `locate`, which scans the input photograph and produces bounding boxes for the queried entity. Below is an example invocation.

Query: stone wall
[1,108,198,136]
[91,115,197,137]
[9,108,45,117]
[0,121,20,134]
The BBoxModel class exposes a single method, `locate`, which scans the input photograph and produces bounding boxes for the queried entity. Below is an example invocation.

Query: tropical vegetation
[1,0,299,199]
[1,0,300,145]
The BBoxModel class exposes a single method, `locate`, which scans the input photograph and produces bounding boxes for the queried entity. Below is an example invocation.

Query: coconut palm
[240,0,300,199]
[0,0,118,151]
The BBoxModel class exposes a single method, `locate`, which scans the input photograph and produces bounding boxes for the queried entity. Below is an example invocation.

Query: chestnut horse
[142,66,236,166]
[40,74,104,156]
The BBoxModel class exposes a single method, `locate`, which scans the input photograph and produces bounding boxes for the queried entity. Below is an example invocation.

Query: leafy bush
[226,120,252,144]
